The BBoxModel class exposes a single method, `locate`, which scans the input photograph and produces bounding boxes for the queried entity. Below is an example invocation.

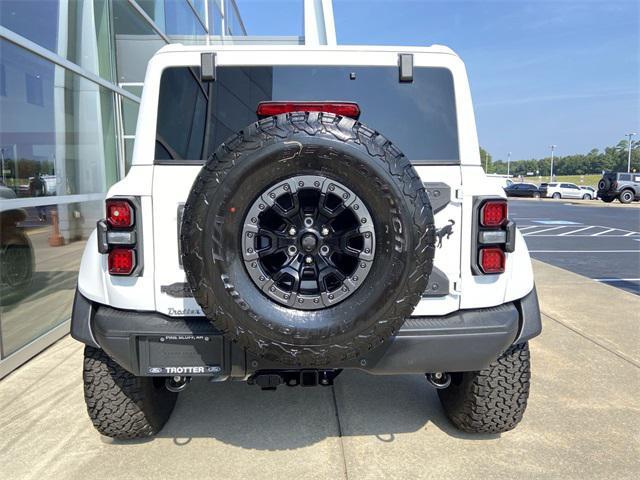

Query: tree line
[481,139,639,176]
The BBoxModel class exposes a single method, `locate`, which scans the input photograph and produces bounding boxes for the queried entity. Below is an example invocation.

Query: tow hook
[426,372,451,389]
[165,375,191,392]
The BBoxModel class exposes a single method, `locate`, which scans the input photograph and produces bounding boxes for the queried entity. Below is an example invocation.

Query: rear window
[154,66,459,164]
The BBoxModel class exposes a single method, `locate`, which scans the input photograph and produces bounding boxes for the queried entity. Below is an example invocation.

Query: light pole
[484,152,489,173]
[507,151,511,177]
[549,145,556,181]
[0,148,5,184]
[626,133,636,173]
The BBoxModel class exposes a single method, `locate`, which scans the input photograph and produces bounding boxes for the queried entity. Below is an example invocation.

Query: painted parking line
[594,278,640,282]
[523,226,566,236]
[592,228,616,236]
[558,226,596,236]
[532,220,581,225]
[521,225,640,237]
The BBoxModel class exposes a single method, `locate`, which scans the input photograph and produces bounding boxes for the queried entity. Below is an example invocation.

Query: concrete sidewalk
[1,260,639,479]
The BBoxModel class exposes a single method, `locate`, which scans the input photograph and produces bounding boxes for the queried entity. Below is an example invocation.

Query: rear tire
[602,196,614,203]
[437,343,531,434]
[533,192,540,199]
[83,346,178,439]
[619,190,634,204]
[552,192,561,199]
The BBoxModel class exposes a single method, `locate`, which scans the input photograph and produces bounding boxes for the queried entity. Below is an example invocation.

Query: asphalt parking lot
[510,199,640,295]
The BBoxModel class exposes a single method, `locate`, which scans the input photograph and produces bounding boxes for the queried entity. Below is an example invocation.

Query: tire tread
[83,346,177,439]
[438,343,531,434]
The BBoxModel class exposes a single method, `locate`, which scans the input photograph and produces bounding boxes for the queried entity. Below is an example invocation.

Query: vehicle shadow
[124,370,498,450]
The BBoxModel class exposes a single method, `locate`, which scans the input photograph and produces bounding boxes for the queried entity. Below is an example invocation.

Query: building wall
[0,0,246,377]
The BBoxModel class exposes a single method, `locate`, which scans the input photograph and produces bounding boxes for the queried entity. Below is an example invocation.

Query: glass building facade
[0,0,248,377]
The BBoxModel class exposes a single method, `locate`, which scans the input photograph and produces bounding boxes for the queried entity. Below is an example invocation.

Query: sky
[236,0,639,161]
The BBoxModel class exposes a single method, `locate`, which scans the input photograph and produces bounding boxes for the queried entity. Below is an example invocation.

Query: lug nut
[288,227,297,236]
[321,227,329,236]
[288,246,297,256]
[320,245,330,256]
[304,256,313,264]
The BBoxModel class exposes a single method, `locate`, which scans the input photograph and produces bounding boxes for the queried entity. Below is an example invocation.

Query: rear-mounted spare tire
[181,112,436,366]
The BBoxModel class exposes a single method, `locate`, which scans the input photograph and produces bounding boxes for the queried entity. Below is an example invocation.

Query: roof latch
[200,52,216,82]
[398,53,413,83]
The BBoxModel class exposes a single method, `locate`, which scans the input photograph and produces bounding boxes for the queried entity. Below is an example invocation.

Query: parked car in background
[504,183,541,198]
[540,182,584,199]
[485,173,513,189]
[41,175,57,196]
[597,172,640,204]
[578,186,596,200]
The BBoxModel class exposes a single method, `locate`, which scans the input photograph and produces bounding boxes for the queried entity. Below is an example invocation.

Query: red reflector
[108,248,135,275]
[481,200,507,227]
[106,200,133,228]
[479,247,505,274]
[257,101,360,119]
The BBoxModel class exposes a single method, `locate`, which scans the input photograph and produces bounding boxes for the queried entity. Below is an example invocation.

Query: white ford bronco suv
[71,44,541,439]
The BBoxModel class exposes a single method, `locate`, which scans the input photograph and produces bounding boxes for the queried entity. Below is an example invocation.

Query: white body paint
[77,45,535,316]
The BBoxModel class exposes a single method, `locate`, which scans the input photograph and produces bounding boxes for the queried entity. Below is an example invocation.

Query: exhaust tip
[165,375,190,392]
[426,372,451,389]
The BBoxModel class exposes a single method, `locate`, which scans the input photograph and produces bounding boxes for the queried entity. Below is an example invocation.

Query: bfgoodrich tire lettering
[437,343,531,434]
[83,346,177,439]
[181,112,436,366]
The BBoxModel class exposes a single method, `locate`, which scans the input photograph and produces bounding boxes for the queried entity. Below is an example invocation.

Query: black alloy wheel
[242,175,375,310]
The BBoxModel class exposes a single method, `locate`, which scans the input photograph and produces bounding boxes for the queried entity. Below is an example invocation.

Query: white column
[304,0,337,46]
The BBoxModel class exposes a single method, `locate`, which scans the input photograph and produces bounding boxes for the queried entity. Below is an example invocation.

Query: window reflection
[0,0,116,82]
[164,0,206,36]
[154,66,460,163]
[112,0,167,83]
[0,199,104,356]
[135,0,207,38]
[0,40,118,356]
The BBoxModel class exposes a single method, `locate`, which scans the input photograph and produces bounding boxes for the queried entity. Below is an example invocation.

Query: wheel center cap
[301,233,318,253]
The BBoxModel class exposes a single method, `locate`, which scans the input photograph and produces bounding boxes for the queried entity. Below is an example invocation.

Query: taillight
[108,248,136,275]
[480,200,507,227]
[479,247,505,274]
[257,101,361,119]
[106,200,134,228]
[474,198,514,276]
[98,197,141,276]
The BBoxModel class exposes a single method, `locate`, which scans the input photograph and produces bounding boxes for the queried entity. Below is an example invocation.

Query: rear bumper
[71,288,541,378]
